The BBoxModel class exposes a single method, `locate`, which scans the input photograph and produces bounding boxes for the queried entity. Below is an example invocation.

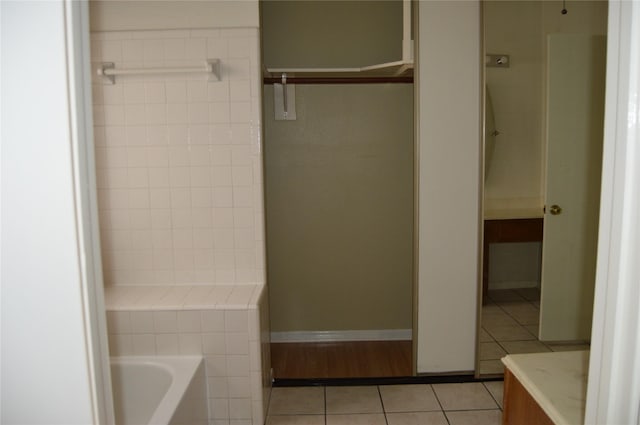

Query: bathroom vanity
[501,351,589,425]
[482,210,544,304]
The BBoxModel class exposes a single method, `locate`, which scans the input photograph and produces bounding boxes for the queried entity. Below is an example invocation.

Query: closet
[261,0,415,379]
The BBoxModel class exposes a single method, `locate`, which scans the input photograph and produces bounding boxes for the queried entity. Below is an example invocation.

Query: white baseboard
[270,329,412,343]
[488,280,539,291]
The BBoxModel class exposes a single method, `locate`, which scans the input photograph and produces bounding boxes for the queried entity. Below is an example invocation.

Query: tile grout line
[430,384,453,425]
[484,290,592,366]
[264,385,274,420]
[377,385,389,425]
[324,386,327,425]
[482,381,504,412]
[486,291,552,356]
[494,299,553,353]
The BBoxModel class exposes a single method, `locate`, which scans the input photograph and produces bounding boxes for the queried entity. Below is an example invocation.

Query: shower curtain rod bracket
[100,62,116,84]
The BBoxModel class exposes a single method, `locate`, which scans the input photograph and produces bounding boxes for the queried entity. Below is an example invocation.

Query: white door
[539,34,607,342]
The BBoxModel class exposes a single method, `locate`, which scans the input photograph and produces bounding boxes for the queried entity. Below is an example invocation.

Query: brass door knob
[549,204,562,215]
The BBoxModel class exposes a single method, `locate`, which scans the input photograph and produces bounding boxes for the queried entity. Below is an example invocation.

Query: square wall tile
[225,310,249,332]
[206,355,228,377]
[178,311,201,332]
[229,398,252,419]
[109,333,132,356]
[155,333,180,354]
[208,377,229,398]
[203,333,227,355]
[225,333,249,355]
[130,311,154,333]
[202,310,225,332]
[132,334,156,355]
[107,311,131,333]
[179,333,203,354]
[226,355,250,377]
[154,311,178,333]
[227,376,251,398]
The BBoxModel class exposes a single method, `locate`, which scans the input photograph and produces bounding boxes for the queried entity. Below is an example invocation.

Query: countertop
[502,350,589,425]
[484,207,544,220]
[484,198,544,220]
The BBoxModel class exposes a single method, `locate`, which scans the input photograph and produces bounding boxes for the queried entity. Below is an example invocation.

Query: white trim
[586,1,640,424]
[271,329,413,343]
[65,1,114,423]
[415,0,481,374]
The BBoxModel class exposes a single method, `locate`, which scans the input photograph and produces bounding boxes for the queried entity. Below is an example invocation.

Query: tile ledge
[104,283,265,311]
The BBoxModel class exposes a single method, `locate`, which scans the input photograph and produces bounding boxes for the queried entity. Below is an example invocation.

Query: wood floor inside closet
[271,341,413,379]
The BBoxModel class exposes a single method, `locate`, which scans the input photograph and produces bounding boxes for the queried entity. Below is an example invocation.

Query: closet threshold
[263,60,413,84]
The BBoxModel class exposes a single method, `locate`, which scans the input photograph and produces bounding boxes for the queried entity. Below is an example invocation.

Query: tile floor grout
[480,288,590,374]
[265,289,588,423]
[266,383,504,425]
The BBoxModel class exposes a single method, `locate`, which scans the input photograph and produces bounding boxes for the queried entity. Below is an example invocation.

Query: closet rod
[263,76,413,85]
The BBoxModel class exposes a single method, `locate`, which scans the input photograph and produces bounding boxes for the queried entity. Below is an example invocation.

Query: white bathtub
[110,356,207,425]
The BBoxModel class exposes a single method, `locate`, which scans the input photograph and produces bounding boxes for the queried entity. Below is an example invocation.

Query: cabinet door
[503,369,555,425]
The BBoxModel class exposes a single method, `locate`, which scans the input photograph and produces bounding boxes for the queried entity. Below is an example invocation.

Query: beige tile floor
[480,288,590,375]
[266,382,504,425]
[265,288,589,424]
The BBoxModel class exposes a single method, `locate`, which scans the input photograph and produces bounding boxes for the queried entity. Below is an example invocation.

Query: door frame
[65,0,640,420]
[585,1,640,423]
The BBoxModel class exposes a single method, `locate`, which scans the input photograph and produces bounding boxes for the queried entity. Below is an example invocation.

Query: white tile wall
[106,284,271,425]
[91,28,265,286]
[170,360,208,425]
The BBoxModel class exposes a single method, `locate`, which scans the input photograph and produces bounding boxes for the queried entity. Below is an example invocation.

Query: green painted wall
[262,1,413,333]
[264,84,413,332]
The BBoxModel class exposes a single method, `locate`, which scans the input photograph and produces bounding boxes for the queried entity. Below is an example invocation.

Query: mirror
[479,0,608,376]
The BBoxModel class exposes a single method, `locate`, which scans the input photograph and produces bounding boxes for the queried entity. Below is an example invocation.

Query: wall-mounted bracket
[486,54,510,68]
[274,73,296,121]
[99,62,116,84]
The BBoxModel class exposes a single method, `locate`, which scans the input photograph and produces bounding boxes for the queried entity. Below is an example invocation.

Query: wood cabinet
[483,218,544,303]
[503,368,554,425]
[501,351,589,425]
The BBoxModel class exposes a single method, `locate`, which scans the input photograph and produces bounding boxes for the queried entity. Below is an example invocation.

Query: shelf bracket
[274,72,296,120]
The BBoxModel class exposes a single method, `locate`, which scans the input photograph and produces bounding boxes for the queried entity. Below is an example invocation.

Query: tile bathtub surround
[266,382,503,425]
[106,284,271,425]
[90,27,265,286]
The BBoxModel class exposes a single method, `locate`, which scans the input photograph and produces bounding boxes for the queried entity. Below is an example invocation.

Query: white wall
[484,0,544,206]
[1,1,109,422]
[416,0,482,373]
